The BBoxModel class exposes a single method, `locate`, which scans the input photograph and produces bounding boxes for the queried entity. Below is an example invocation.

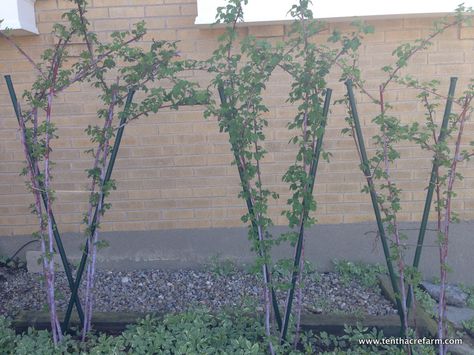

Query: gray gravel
[0,266,395,317]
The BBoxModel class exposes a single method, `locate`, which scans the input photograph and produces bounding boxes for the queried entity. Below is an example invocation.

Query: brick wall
[1,0,474,236]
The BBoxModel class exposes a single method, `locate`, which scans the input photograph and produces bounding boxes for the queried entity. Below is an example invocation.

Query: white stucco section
[195,0,474,25]
[1,0,38,35]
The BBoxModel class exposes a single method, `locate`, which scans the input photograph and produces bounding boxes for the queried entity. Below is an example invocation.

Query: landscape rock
[121,276,131,284]
[449,344,474,355]
[444,306,474,329]
[421,282,468,307]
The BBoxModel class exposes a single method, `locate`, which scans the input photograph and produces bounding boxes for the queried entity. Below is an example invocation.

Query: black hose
[1,239,39,268]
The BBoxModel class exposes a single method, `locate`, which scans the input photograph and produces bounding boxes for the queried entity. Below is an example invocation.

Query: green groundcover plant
[0,312,437,355]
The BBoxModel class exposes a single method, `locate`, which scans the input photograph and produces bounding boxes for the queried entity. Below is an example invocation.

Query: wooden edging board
[11,309,427,337]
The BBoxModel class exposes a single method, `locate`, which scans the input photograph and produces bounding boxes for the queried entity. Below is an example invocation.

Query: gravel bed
[0,266,396,317]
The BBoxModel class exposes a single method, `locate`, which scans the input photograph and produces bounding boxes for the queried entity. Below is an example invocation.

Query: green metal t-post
[4,75,85,324]
[345,80,406,333]
[280,88,332,343]
[218,86,283,330]
[62,89,135,331]
[406,77,457,310]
